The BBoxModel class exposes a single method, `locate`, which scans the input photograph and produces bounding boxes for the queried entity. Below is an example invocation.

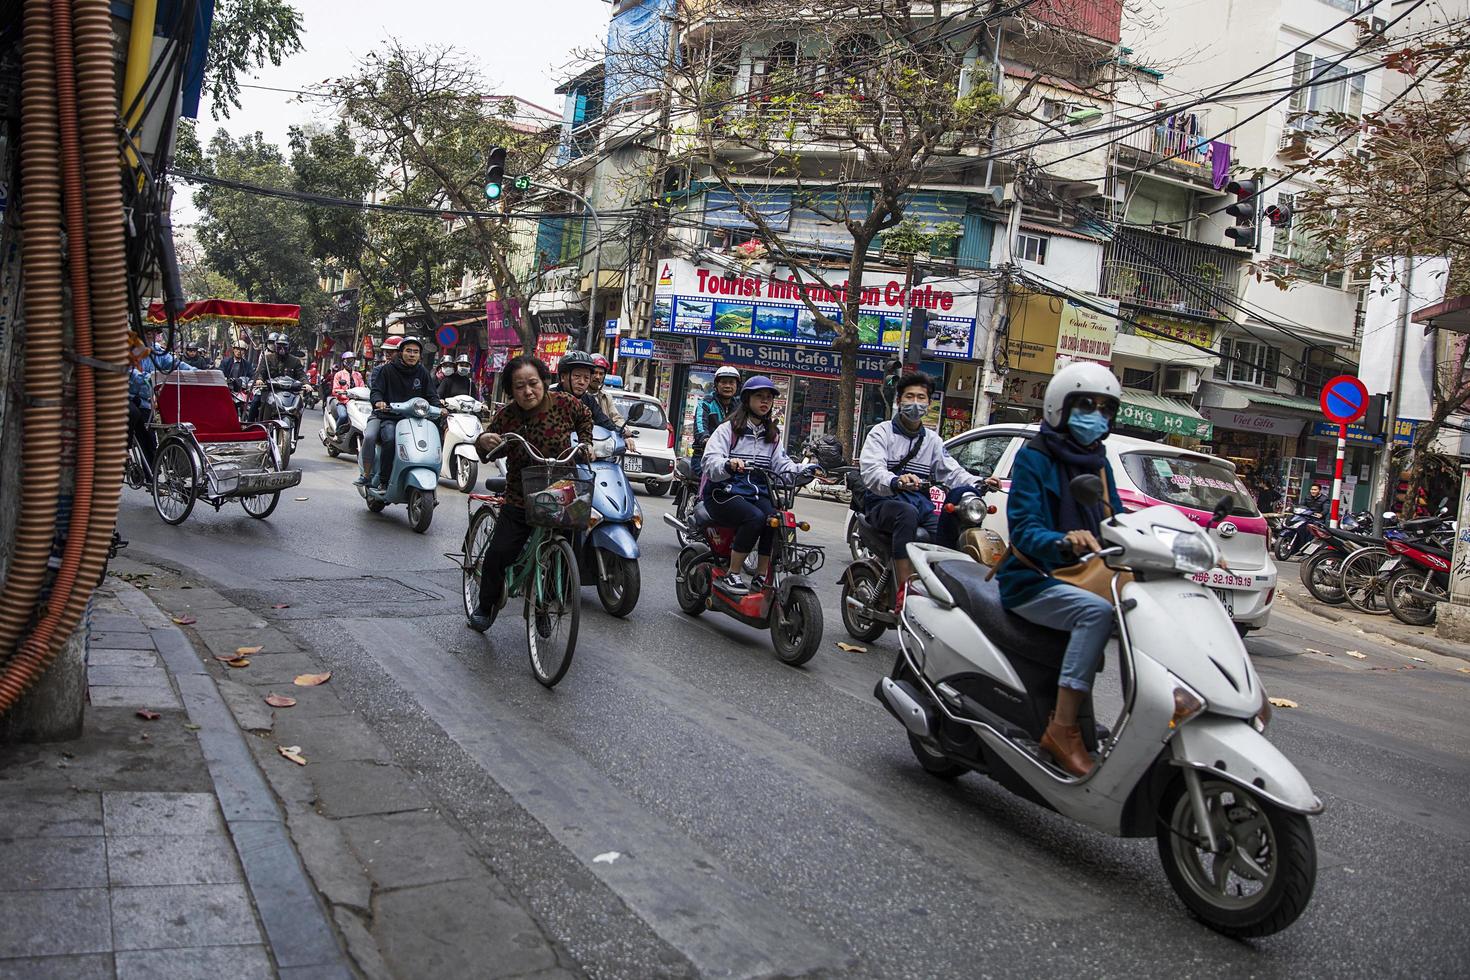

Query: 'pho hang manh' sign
[652,257,990,361]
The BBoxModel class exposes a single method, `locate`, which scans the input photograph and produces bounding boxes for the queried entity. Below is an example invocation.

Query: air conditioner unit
[1163,366,1200,396]
[1351,147,1371,162]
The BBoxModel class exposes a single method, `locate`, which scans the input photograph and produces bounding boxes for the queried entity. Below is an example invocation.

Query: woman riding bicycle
[700,375,812,596]
[466,356,593,633]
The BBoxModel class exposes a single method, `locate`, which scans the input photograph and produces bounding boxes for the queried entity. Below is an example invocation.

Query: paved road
[118,414,1470,978]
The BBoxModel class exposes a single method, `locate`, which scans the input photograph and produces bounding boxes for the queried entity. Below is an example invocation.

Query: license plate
[622,456,643,473]
[1380,557,1400,573]
[1212,589,1235,616]
[1301,541,1320,557]
[1191,568,1256,589]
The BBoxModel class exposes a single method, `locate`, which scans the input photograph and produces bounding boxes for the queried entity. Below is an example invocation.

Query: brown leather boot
[1041,715,1095,777]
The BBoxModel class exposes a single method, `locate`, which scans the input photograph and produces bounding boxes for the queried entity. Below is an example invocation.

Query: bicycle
[456,433,589,688]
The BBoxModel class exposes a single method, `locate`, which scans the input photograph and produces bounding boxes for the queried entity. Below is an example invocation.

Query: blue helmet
[740,375,778,397]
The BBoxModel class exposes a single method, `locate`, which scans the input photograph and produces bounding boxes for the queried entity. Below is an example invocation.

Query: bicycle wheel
[461,507,497,618]
[152,441,197,525]
[1340,547,1392,615]
[525,535,580,688]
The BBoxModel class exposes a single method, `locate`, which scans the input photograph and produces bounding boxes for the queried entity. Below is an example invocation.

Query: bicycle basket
[521,464,593,529]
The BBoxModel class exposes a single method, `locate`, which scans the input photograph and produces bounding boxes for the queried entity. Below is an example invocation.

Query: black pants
[477,506,532,617]
[703,488,777,555]
[128,401,156,466]
[865,487,975,554]
[374,419,397,487]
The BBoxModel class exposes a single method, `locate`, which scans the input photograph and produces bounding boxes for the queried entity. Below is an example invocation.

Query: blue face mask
[1067,407,1110,446]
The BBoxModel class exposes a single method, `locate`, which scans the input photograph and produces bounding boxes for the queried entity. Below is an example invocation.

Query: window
[1120,367,1157,391]
[1288,54,1367,130]
[1015,233,1048,264]
[951,434,1017,479]
[1040,97,1067,122]
[1220,337,1281,387]
[1269,191,1345,287]
[1121,453,1259,517]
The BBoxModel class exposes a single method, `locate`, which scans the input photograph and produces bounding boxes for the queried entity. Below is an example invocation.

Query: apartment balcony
[709,91,986,157]
[1100,228,1245,322]
[1115,112,1231,188]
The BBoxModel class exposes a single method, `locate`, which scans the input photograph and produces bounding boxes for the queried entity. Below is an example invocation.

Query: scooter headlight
[1170,529,1217,575]
[955,496,988,525]
[410,401,429,418]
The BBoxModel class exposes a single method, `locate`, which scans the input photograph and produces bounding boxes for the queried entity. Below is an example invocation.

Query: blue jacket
[692,391,733,451]
[997,443,1124,608]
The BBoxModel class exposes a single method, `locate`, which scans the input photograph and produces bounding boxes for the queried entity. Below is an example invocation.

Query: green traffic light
[513,175,531,191]
[484,182,502,201]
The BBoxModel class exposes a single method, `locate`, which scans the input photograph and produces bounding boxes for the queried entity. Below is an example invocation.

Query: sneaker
[715,571,749,595]
[353,475,367,487]
[748,573,767,592]
[466,606,493,634]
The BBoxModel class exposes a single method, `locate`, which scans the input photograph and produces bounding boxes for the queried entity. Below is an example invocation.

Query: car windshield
[1121,452,1259,517]
[613,396,667,429]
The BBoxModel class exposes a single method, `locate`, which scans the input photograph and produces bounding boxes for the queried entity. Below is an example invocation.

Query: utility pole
[1375,256,1414,534]
[974,183,1023,424]
[530,180,603,353]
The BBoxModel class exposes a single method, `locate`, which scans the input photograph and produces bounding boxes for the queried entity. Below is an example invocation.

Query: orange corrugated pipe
[0,0,65,661]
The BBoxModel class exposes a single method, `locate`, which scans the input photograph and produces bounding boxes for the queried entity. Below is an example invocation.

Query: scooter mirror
[1069,474,1104,506]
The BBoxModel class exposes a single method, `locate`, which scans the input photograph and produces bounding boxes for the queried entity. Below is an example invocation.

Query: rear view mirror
[1069,474,1104,507]
[626,402,647,424]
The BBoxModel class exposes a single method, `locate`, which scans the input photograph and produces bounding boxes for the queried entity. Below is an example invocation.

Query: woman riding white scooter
[996,362,1125,777]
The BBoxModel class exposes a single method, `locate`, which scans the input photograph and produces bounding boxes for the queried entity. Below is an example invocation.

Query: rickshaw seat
[154,371,266,443]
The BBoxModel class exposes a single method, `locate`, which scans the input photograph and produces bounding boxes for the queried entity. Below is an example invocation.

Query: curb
[1276,591,1470,664]
[111,581,357,979]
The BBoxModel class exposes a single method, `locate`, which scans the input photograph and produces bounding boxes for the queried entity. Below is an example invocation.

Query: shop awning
[1245,391,1321,413]
[146,299,301,325]
[1118,388,1213,439]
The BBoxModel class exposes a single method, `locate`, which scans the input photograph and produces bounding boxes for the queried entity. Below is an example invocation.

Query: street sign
[604,318,620,339]
[1319,374,1369,424]
[435,325,459,348]
[618,338,654,359]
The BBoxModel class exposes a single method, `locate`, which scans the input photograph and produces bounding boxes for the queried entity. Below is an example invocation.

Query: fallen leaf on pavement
[1346,650,1367,660]
[835,642,866,653]
[225,657,251,668]
[1411,656,1427,663]
[183,722,200,731]
[1458,667,1470,674]
[235,645,263,656]
[264,693,297,708]
[135,708,160,721]
[278,745,307,766]
[171,615,196,626]
[592,851,621,864]
[214,652,242,661]
[293,672,331,687]
[1268,697,1299,709]
[272,603,290,610]
[1303,648,1322,656]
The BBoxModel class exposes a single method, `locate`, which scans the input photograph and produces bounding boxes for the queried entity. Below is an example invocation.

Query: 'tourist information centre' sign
[652,258,990,361]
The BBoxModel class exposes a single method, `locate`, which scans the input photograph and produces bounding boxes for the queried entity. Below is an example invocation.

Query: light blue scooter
[358,397,443,534]
[576,425,643,617]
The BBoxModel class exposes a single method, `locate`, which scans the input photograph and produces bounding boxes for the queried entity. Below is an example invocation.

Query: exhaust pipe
[878,677,935,738]
[662,513,688,533]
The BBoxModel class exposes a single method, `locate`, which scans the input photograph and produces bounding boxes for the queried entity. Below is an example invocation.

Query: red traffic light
[1264,202,1293,227]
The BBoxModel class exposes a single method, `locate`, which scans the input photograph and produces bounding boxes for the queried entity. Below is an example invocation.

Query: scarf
[1036,420,1107,534]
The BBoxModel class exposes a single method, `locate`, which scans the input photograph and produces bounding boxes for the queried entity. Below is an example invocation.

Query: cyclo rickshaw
[130,369,302,524]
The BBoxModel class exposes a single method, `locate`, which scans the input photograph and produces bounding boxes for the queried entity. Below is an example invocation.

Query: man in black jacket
[437,353,474,400]
[219,340,253,388]
[367,336,440,489]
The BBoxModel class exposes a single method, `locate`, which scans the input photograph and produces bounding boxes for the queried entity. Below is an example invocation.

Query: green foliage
[203,0,305,119]
[881,218,962,256]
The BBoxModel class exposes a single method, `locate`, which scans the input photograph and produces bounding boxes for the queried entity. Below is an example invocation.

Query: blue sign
[604,318,620,339]
[1312,419,1416,446]
[618,338,655,359]
[435,325,459,348]
[1319,374,1368,424]
[692,337,943,385]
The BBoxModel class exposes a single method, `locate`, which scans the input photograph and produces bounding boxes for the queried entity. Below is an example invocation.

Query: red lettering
[940,292,954,311]
[884,282,903,306]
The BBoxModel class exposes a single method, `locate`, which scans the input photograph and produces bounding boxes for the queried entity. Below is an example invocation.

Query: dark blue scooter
[577,425,643,617]
[1273,506,1324,560]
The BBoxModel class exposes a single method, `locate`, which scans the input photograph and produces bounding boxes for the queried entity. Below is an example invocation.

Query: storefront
[1115,389,1213,444]
[998,284,1120,423]
[650,257,993,456]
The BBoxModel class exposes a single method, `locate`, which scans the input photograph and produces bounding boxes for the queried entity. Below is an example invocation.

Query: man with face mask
[859,372,986,607]
[437,353,474,400]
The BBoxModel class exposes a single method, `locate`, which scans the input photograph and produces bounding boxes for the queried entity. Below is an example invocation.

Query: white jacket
[701,418,802,486]
[860,419,971,497]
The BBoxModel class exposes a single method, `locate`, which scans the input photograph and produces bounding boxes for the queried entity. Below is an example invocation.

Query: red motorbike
[1384,537,1453,626]
[665,469,826,666]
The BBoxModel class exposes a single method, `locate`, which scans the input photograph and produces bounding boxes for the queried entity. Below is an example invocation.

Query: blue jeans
[1011,584,1113,692]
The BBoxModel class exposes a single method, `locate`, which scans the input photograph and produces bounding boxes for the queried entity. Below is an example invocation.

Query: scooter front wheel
[771,585,822,667]
[454,459,478,495]
[407,488,435,533]
[595,553,640,618]
[1157,776,1316,938]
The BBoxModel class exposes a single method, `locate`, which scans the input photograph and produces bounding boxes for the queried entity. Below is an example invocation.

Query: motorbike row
[1292,499,1457,625]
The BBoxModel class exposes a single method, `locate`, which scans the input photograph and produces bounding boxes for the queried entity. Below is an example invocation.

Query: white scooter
[320,385,368,459]
[876,476,1320,938]
[439,394,487,494]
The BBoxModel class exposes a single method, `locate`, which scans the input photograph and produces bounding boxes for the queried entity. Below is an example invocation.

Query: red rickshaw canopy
[146,299,301,326]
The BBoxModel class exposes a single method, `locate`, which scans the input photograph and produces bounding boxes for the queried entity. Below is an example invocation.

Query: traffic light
[483,146,506,200]
[1224,179,1258,248]
[1364,392,1388,437]
[905,308,928,367]
[1264,199,1293,229]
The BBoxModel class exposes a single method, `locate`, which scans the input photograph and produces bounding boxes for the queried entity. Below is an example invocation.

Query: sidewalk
[0,581,349,979]
[1275,581,1470,664]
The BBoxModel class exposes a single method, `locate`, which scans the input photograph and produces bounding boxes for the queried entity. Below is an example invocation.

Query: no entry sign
[1320,374,1368,424]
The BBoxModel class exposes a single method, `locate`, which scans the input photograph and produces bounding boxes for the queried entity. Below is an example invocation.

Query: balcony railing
[1117,113,1229,183]
[1101,227,1244,321]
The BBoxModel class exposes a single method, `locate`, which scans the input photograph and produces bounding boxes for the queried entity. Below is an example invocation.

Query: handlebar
[484,431,582,466]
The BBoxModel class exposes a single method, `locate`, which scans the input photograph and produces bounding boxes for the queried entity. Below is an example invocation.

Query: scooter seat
[931,560,1070,671]
[1327,528,1379,547]
[856,513,930,560]
[483,475,508,493]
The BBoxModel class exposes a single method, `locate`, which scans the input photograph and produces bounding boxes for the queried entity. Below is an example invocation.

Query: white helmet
[1043,362,1122,428]
[713,366,741,381]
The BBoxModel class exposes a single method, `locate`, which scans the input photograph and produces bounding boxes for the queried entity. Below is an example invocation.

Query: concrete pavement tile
[115,944,273,980]
[271,712,392,764]
[87,664,171,688]
[146,588,237,611]
[243,682,351,719]
[103,791,225,837]
[89,613,151,633]
[195,626,298,656]
[218,653,322,686]
[88,684,181,709]
[280,806,372,911]
[0,953,114,980]
[0,838,107,890]
[0,889,111,956]
[0,793,103,837]
[106,834,243,887]
[227,821,349,970]
[87,631,156,650]
[276,965,358,980]
[182,608,271,630]
[309,760,431,818]
[109,883,261,951]
[330,907,393,980]
[87,649,160,668]
[216,677,275,733]
[337,810,477,889]
[373,876,560,979]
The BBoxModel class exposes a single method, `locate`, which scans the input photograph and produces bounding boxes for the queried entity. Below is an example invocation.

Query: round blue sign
[435,325,459,348]
[1319,374,1368,424]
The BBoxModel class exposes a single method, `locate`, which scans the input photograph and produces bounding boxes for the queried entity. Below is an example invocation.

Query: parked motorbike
[877,477,1320,937]
[576,426,643,617]
[440,394,487,494]
[838,483,996,642]
[257,377,305,466]
[797,435,857,504]
[1272,507,1324,561]
[1385,536,1454,625]
[357,397,442,533]
[664,469,826,666]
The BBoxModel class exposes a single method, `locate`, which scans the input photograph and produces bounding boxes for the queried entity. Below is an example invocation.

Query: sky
[181,0,611,217]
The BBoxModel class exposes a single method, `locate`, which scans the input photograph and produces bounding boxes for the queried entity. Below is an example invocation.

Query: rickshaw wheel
[152,441,197,525]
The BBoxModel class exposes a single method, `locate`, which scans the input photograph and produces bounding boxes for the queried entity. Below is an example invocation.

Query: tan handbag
[986,468,1132,603]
